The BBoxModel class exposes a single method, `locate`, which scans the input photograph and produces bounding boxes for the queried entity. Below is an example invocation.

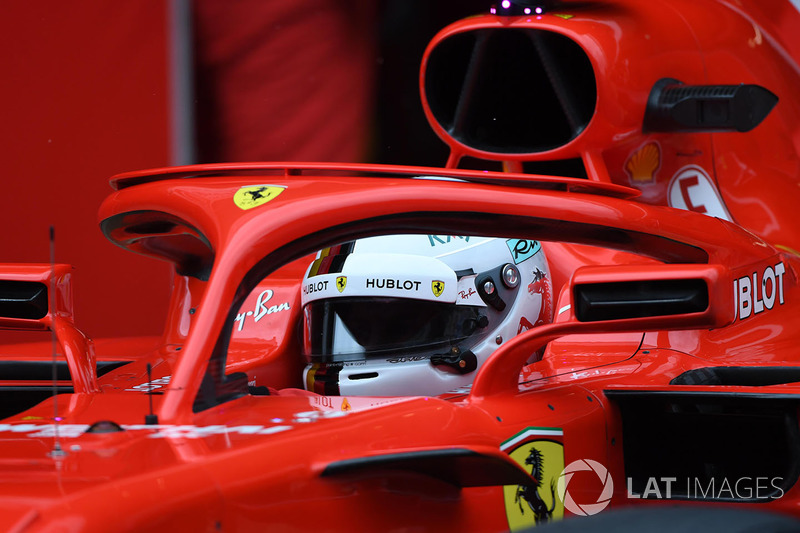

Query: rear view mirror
[571,264,733,329]
[0,264,72,331]
[471,263,734,400]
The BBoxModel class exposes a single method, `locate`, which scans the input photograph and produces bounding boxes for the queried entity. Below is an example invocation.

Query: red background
[0,4,172,342]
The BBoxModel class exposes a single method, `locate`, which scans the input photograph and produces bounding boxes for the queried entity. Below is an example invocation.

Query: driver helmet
[301,234,552,396]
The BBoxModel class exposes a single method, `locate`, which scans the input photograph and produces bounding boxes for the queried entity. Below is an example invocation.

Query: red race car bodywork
[2,1,800,531]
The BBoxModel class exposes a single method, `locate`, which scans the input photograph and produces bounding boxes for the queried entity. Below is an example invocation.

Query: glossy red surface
[420,0,800,251]
[1,1,800,530]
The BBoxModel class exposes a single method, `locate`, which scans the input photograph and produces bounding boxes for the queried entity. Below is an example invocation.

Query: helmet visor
[303,297,484,361]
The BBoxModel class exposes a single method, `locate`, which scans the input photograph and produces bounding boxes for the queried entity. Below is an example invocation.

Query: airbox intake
[423,27,596,154]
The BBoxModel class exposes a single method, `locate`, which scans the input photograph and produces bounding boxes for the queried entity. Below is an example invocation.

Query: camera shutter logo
[556,459,613,516]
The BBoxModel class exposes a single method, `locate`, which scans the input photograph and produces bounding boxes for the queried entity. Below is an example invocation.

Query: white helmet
[301,235,552,396]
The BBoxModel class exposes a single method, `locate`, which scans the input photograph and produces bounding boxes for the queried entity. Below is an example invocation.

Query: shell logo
[625,142,661,183]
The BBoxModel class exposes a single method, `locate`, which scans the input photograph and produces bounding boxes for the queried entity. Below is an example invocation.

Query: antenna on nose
[48,226,67,458]
[145,363,159,425]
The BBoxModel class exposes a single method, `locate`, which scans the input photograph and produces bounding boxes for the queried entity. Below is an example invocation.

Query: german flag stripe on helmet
[307,242,354,277]
[306,363,341,395]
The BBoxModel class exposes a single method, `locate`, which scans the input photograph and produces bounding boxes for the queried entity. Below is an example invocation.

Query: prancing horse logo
[233,185,286,210]
[502,436,565,531]
[432,280,445,297]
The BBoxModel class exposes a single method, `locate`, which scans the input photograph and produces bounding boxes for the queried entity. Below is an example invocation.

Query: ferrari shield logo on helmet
[432,280,445,297]
[336,276,347,293]
[233,185,286,210]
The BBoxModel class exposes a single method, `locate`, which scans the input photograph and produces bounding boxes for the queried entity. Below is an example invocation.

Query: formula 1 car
[2,0,800,531]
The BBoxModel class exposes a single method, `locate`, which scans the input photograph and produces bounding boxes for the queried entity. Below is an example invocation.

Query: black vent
[643,78,778,133]
[0,280,48,320]
[671,366,800,387]
[608,391,800,502]
[574,278,708,322]
[424,28,596,154]
[0,361,130,419]
[0,360,129,380]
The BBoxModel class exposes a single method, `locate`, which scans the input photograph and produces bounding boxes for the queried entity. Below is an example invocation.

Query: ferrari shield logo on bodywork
[432,280,445,297]
[336,276,347,293]
[501,428,565,530]
[233,185,286,210]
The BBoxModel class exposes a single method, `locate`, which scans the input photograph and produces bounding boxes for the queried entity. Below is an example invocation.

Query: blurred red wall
[0,4,173,341]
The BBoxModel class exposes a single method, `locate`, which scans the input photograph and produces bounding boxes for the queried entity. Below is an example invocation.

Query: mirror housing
[0,264,98,393]
[470,264,734,400]
[0,264,74,331]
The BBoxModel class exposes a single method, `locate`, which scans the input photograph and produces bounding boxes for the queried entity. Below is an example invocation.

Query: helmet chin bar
[431,311,488,374]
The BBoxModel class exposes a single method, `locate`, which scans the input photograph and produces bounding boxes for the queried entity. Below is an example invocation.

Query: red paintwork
[1,1,800,531]
[0,264,97,393]
[420,0,800,252]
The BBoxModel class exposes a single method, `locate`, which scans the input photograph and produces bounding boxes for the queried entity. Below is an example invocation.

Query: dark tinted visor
[303,297,484,361]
